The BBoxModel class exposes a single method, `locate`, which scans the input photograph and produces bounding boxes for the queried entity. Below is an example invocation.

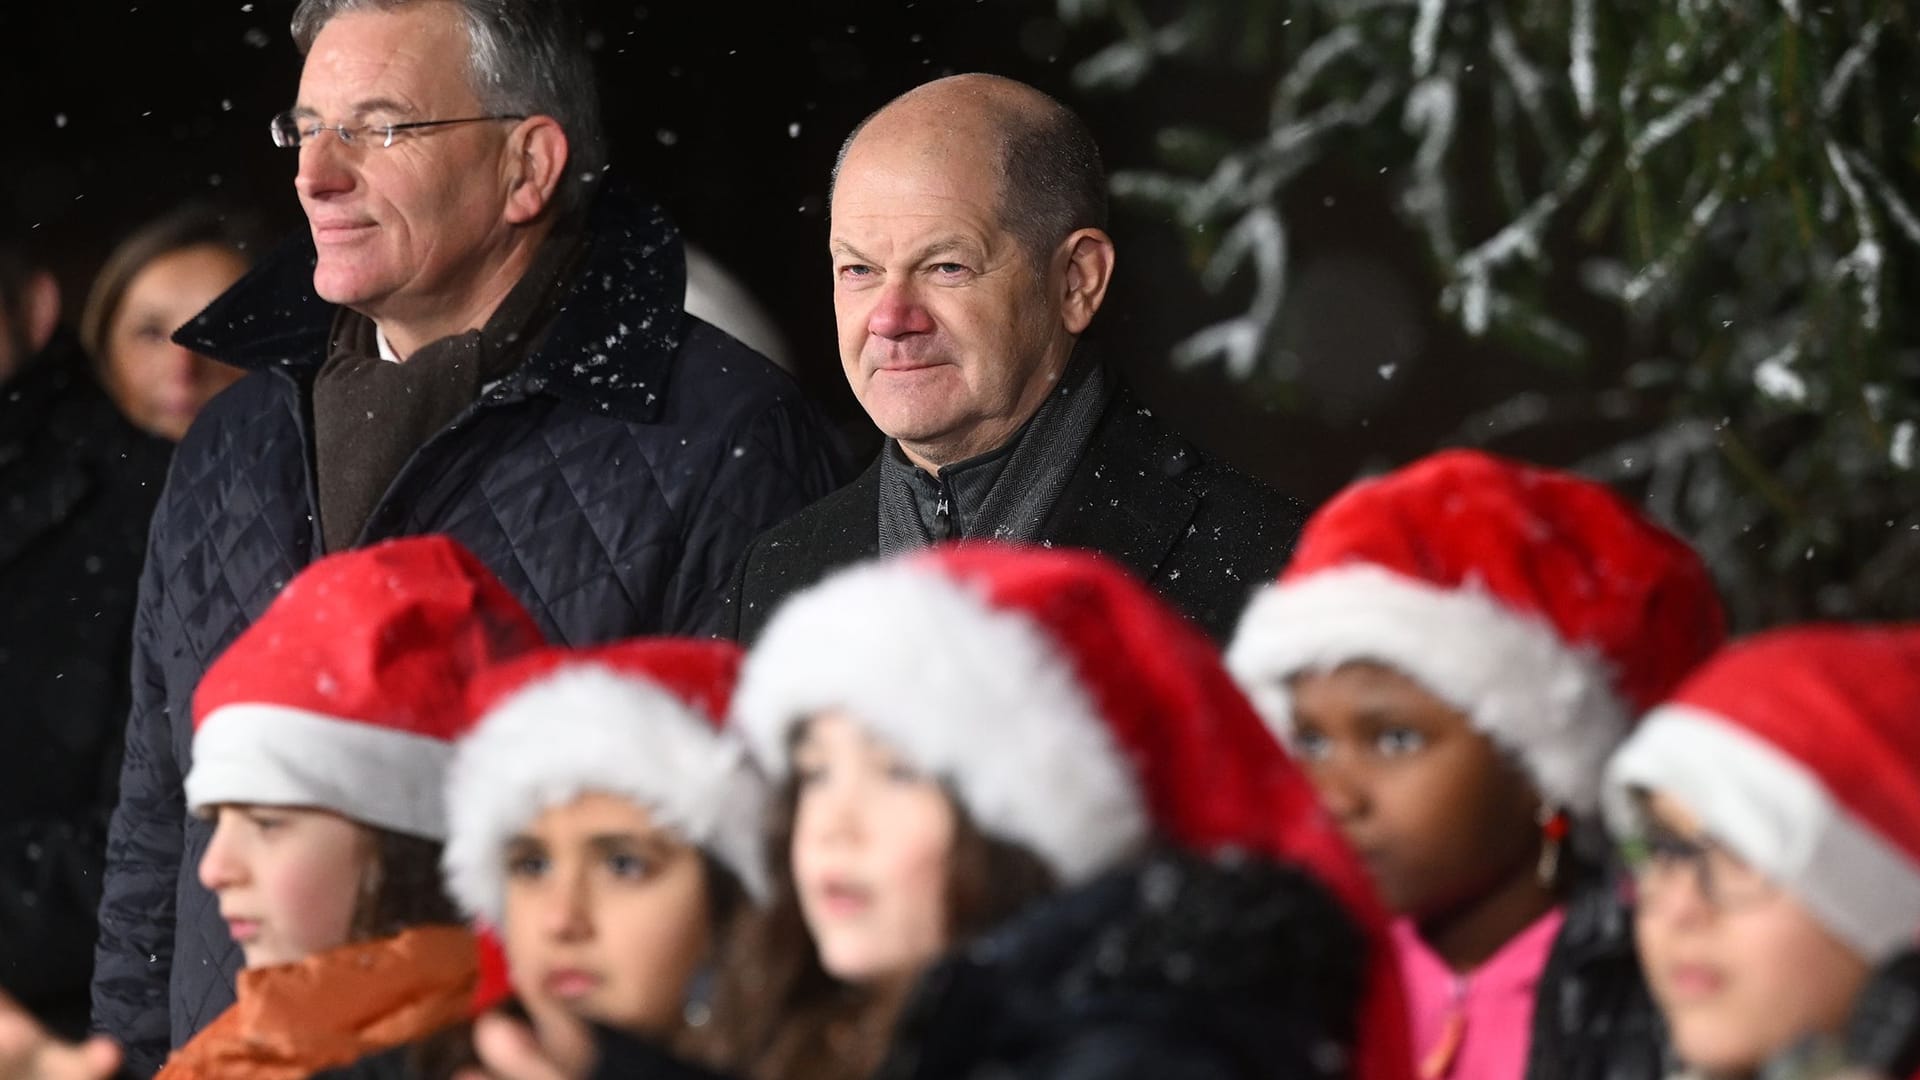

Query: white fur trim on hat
[732,559,1149,886]
[441,664,770,925]
[1226,564,1629,817]
[1604,704,1920,961]
[186,704,453,840]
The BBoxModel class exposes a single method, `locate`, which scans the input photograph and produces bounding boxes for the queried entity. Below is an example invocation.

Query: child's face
[790,711,956,988]
[1632,791,1870,1074]
[197,805,373,969]
[1286,662,1543,919]
[502,793,714,1036]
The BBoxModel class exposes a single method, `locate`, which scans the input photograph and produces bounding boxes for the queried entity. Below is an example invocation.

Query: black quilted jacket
[88,189,843,1076]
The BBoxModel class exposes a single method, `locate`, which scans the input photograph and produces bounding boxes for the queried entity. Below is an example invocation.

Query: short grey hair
[290,0,606,213]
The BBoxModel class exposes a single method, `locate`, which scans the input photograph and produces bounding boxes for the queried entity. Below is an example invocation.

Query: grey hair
[290,0,606,214]
[830,80,1109,265]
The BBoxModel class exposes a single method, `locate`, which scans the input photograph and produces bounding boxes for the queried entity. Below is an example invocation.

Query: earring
[1537,805,1569,888]
[682,963,716,1029]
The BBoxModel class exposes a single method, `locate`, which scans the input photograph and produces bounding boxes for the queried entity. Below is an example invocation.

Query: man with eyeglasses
[88,1,842,1072]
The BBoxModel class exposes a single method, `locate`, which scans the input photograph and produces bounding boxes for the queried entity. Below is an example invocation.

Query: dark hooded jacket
[1525,877,1671,1080]
[871,849,1368,1080]
[89,186,843,1076]
[0,338,170,1038]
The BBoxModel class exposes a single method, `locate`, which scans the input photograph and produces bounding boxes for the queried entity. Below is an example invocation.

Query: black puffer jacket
[1525,880,1671,1080]
[875,850,1368,1080]
[0,341,170,1038]
[89,189,844,1076]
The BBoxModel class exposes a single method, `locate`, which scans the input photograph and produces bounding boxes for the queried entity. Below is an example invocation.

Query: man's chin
[861,390,968,442]
[874,418,965,452]
[310,268,382,311]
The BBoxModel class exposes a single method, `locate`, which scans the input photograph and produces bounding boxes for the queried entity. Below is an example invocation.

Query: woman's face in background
[102,243,247,441]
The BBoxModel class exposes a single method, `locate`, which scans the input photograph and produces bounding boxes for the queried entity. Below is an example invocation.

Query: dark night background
[1,0,1578,500]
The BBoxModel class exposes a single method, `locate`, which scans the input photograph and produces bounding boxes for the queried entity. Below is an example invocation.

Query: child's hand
[455,1011,581,1080]
[0,993,121,1080]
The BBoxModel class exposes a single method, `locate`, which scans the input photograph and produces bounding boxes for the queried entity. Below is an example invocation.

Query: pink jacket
[1393,908,1565,1080]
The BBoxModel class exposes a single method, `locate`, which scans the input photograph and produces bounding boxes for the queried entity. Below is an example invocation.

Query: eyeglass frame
[1618,819,1779,913]
[269,110,528,150]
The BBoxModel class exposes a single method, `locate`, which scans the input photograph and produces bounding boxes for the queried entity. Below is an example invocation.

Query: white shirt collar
[373,325,402,363]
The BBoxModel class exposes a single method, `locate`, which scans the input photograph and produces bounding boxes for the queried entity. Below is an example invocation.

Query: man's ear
[503,116,570,226]
[1058,228,1115,336]
[21,271,60,354]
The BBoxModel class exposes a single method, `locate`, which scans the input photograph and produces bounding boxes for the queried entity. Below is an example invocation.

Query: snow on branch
[1411,0,1449,78]
[1819,17,1881,117]
[1171,207,1289,378]
[1844,147,1920,249]
[1446,132,1606,333]
[1570,0,1597,117]
[1621,185,1726,308]
[1403,72,1461,261]
[1627,60,1746,168]
[1826,139,1884,332]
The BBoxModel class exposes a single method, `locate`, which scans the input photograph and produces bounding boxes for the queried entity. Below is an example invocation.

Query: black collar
[172,179,688,424]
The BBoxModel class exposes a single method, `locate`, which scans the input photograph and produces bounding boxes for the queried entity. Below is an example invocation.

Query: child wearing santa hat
[149,535,544,1079]
[1605,624,1920,1080]
[412,637,769,1079]
[705,543,1413,1080]
[1226,449,1726,1080]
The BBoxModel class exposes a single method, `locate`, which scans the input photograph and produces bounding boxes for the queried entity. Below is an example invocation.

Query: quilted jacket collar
[174,179,688,425]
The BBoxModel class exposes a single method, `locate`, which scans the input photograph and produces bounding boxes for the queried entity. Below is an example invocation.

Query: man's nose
[865,280,935,340]
[294,136,356,201]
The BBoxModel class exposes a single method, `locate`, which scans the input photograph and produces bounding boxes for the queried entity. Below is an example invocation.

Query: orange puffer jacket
[156,925,477,1080]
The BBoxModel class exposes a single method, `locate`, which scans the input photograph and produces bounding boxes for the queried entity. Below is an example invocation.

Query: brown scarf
[310,227,583,553]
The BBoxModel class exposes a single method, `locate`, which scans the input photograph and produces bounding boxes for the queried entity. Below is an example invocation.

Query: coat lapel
[1043,394,1199,584]
[808,456,884,564]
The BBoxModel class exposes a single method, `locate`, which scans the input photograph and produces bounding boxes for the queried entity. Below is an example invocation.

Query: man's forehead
[296,7,475,111]
[832,148,1006,242]
[836,133,1000,204]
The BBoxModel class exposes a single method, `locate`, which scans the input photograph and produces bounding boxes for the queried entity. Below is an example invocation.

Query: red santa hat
[185,535,544,841]
[441,638,770,926]
[1226,449,1725,817]
[733,543,1413,1080]
[1604,624,1920,961]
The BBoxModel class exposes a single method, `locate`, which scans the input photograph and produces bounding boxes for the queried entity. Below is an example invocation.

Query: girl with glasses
[1605,625,1920,1079]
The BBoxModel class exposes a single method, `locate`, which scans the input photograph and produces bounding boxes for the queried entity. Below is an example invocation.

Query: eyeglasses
[1619,822,1778,912]
[269,111,526,150]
